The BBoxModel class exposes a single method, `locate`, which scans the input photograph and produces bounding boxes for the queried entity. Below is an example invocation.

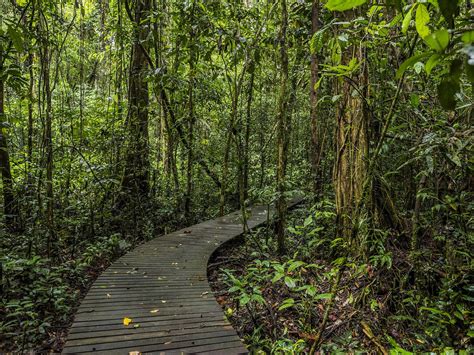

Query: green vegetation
[0,0,472,352]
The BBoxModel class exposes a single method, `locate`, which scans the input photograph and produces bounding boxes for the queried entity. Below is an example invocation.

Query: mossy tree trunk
[121,0,151,204]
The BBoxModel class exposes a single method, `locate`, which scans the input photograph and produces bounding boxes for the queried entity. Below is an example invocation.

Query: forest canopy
[0,0,473,353]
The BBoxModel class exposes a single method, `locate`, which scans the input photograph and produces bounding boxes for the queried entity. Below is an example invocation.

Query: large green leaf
[396,52,431,79]
[424,29,450,52]
[7,26,24,53]
[401,6,414,34]
[461,31,474,44]
[325,0,367,12]
[415,4,430,38]
[437,79,459,110]
[425,53,441,75]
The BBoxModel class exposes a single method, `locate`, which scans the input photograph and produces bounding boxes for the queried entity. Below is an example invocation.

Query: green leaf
[438,0,459,28]
[410,94,420,108]
[325,0,367,12]
[7,26,24,52]
[461,31,474,44]
[272,273,284,283]
[425,53,441,75]
[402,6,414,34]
[284,276,296,289]
[314,293,332,300]
[449,59,463,82]
[310,30,325,55]
[424,29,450,52]
[415,4,430,38]
[278,298,295,311]
[437,79,459,110]
[288,260,304,272]
[240,294,250,306]
[396,52,431,79]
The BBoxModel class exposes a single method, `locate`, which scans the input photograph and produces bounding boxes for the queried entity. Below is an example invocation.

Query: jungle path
[62,197,302,354]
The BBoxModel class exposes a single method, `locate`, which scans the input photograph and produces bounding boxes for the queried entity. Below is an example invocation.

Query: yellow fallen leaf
[123,317,132,326]
[129,352,141,355]
[226,308,233,316]
[150,309,159,313]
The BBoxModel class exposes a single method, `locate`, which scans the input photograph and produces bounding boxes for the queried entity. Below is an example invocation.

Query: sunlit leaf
[415,4,430,39]
[325,0,367,12]
[402,6,414,34]
[461,31,474,44]
[424,29,450,52]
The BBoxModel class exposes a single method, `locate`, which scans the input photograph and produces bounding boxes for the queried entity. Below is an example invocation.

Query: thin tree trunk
[39,10,56,256]
[184,2,196,217]
[243,69,255,200]
[276,0,289,255]
[0,50,19,231]
[310,0,321,194]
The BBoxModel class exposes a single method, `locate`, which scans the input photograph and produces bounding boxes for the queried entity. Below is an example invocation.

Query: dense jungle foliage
[0,0,473,353]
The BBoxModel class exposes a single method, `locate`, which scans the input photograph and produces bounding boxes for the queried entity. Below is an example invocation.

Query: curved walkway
[63,197,302,354]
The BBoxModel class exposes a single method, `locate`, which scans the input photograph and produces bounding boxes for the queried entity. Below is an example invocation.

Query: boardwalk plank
[63,198,302,354]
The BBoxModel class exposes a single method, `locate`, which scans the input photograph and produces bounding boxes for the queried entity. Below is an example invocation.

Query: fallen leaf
[225,308,233,316]
[129,352,141,355]
[133,324,140,328]
[164,341,172,345]
[184,230,192,234]
[161,300,167,303]
[123,317,132,326]
[106,293,111,298]
[150,309,159,313]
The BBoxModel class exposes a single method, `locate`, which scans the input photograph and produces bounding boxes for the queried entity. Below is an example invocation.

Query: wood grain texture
[63,197,302,354]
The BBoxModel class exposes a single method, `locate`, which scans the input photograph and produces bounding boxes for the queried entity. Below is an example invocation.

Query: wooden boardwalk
[63,198,301,354]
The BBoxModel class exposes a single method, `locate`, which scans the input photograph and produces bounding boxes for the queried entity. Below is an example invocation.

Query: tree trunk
[38,11,56,256]
[243,68,255,200]
[310,0,321,194]
[184,2,196,217]
[276,0,289,255]
[120,0,151,203]
[0,50,19,231]
[333,18,368,248]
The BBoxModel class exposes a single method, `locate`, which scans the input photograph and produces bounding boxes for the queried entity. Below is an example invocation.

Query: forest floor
[3,201,470,353]
[208,202,470,353]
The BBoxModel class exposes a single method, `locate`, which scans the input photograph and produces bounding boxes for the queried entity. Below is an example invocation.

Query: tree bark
[310,0,321,194]
[0,49,19,231]
[243,68,255,200]
[276,0,289,255]
[39,9,56,256]
[333,18,369,247]
[120,0,151,203]
[184,1,196,217]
